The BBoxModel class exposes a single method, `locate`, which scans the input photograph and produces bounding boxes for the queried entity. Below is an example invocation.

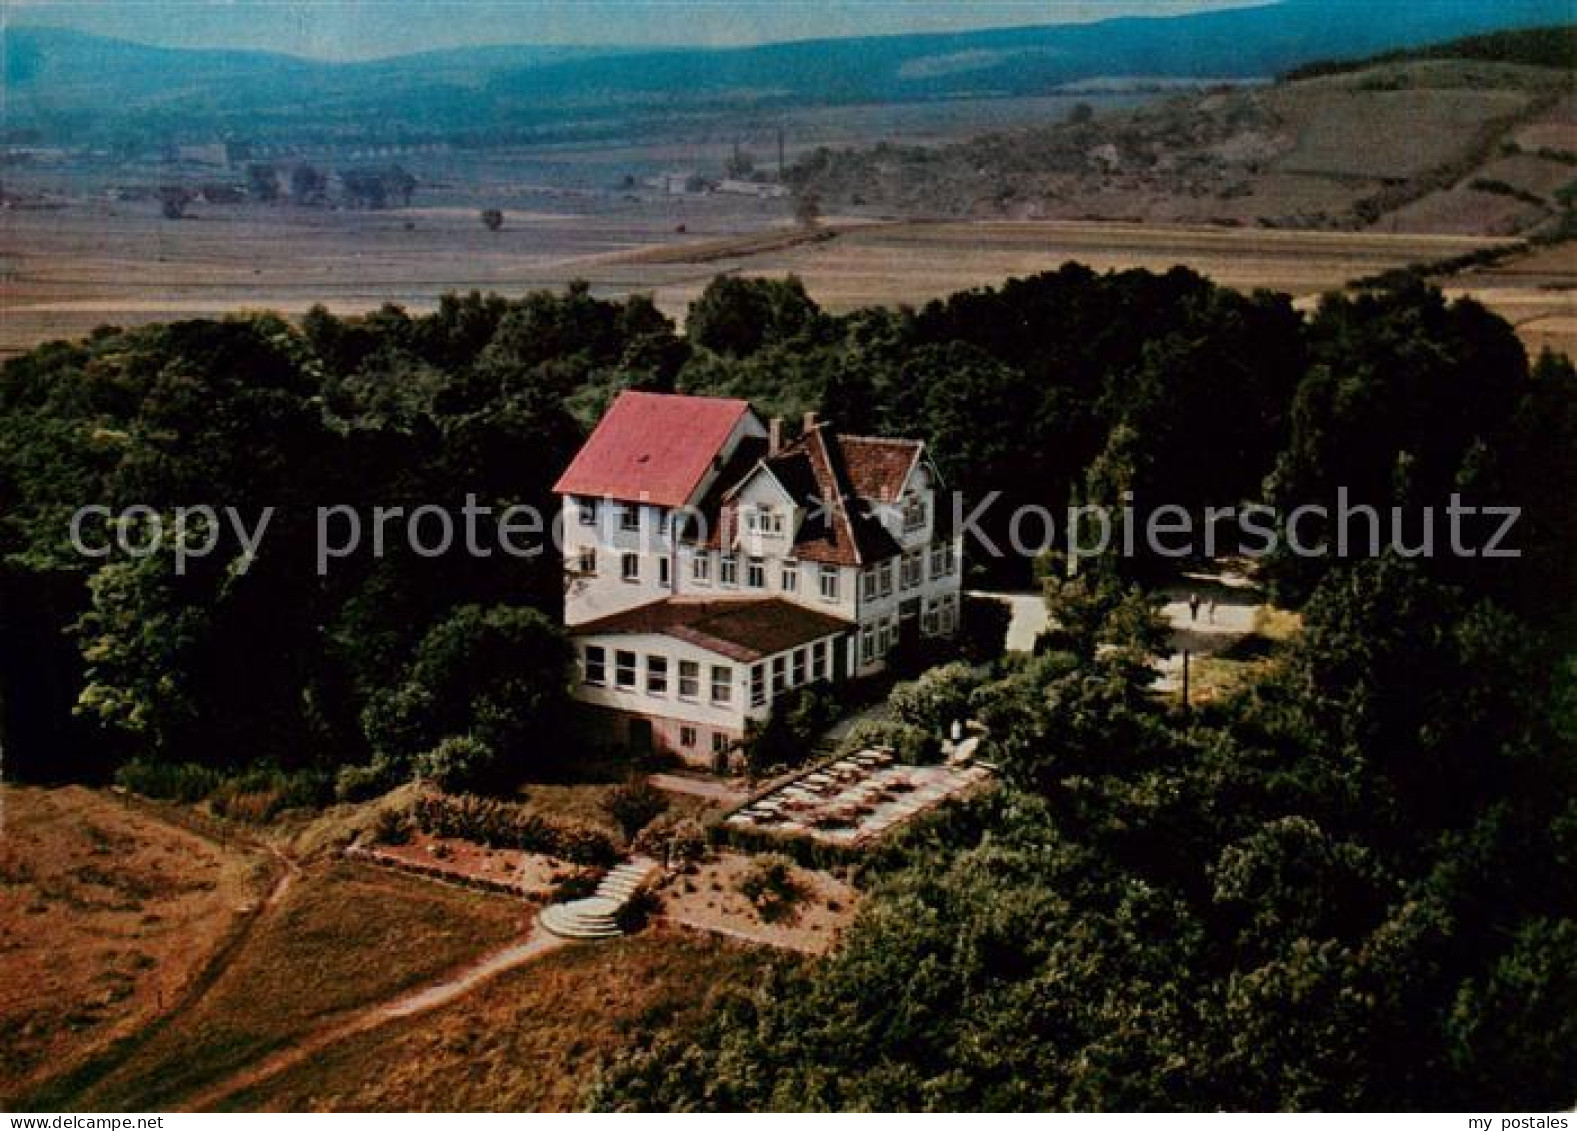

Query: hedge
[411,792,618,865]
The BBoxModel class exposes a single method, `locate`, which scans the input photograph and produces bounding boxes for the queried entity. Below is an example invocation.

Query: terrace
[725,748,991,847]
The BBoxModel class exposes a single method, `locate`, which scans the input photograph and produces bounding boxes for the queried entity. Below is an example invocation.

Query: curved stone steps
[538,857,662,941]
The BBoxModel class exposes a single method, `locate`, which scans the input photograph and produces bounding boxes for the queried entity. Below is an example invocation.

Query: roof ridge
[615,389,751,407]
[836,433,924,447]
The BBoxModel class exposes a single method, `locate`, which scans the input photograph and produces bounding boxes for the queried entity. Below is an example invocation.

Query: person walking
[1207,597,1217,624]
[1188,593,1201,623]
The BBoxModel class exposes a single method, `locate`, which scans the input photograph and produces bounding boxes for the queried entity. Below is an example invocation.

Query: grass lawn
[221,930,782,1111]
[27,860,525,1111]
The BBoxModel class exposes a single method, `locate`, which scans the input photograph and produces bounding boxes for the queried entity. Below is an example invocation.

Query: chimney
[768,416,783,454]
[802,410,818,434]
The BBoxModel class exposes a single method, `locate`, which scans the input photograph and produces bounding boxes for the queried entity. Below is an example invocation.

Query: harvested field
[3,202,1562,361]
[0,786,266,1103]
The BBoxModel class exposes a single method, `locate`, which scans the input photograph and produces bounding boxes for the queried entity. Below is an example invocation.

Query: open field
[21,855,526,1111]
[7,201,1565,358]
[219,930,778,1112]
[0,786,267,1103]
[1443,239,1577,359]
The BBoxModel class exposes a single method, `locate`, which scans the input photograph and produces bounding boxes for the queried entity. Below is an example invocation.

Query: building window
[902,494,927,532]
[747,557,765,589]
[771,655,786,695]
[940,592,958,634]
[646,655,668,695]
[878,618,896,656]
[711,664,732,704]
[619,504,640,532]
[879,560,894,597]
[930,543,954,577]
[680,725,697,749]
[923,599,939,635]
[791,648,806,685]
[615,650,637,689]
[577,498,597,526]
[860,625,876,663]
[811,640,827,681]
[901,550,922,590]
[746,506,784,536]
[711,731,730,754]
[693,552,712,584]
[862,569,877,601]
[659,556,671,586]
[781,560,798,592]
[577,547,596,576]
[720,554,738,586]
[678,660,700,700]
[584,645,606,685]
[750,664,766,707]
[621,553,639,582]
[819,565,839,601]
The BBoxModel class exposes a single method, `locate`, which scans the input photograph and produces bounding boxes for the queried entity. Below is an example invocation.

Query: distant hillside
[2,0,1570,144]
[1285,24,1577,80]
[788,28,1577,236]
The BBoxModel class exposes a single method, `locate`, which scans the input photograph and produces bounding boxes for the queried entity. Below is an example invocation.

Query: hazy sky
[5,1,1276,60]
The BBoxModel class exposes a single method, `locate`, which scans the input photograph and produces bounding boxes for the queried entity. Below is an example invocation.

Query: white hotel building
[554,391,962,767]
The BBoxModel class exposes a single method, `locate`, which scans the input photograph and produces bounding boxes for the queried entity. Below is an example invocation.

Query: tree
[157,186,192,219]
[362,604,572,787]
[289,163,326,204]
[246,163,279,203]
[685,276,824,359]
[793,189,821,229]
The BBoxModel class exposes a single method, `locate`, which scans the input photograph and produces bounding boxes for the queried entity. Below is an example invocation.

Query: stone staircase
[538,857,661,941]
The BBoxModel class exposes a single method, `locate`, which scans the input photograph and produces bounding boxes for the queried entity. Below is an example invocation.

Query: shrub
[739,684,840,777]
[549,867,603,902]
[411,792,618,865]
[335,758,399,803]
[888,662,984,734]
[615,887,661,933]
[738,853,803,921]
[206,764,334,822]
[114,759,221,803]
[837,719,941,765]
[414,735,500,794]
[601,780,668,840]
[370,805,415,845]
[633,815,708,866]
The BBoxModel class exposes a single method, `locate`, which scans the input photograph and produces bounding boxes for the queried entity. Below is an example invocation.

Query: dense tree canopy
[593,558,1576,1110]
[2,267,1572,1108]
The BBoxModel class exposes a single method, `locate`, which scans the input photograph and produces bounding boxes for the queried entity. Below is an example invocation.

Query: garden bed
[347,833,587,901]
[657,852,858,955]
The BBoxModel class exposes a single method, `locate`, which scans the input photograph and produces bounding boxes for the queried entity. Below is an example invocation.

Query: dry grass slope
[219,931,780,1111]
[0,786,266,1104]
[23,859,525,1111]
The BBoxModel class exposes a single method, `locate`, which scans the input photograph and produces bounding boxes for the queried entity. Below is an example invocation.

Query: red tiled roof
[553,391,753,507]
[569,598,850,663]
[689,427,924,566]
[839,436,922,503]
